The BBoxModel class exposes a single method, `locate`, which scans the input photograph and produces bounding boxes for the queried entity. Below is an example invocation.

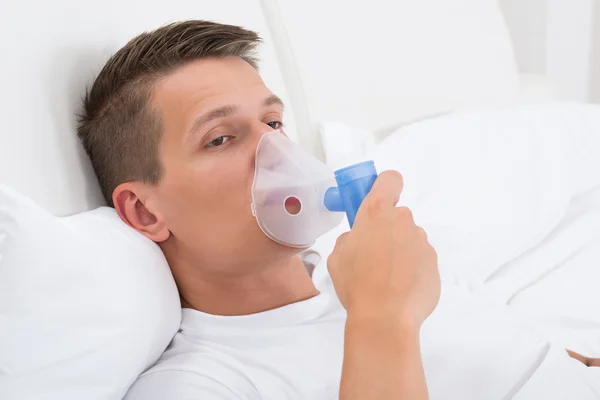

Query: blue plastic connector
[324,160,378,227]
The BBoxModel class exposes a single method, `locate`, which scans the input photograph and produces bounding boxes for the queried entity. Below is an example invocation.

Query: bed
[1,0,599,399]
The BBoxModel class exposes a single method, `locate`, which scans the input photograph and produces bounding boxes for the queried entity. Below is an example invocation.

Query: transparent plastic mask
[251,131,343,248]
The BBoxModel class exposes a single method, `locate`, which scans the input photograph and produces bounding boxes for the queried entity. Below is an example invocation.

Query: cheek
[208,154,255,206]
[161,154,255,217]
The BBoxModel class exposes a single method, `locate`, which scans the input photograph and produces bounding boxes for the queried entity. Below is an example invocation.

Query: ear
[112,182,170,243]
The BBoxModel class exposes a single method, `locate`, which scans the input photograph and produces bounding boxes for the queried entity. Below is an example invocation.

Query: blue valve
[324,160,378,227]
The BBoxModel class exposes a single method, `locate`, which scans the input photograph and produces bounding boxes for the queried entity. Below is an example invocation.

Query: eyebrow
[188,95,285,139]
[188,105,238,138]
[263,94,285,109]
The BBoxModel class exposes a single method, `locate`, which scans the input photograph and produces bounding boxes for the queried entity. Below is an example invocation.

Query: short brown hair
[77,20,261,206]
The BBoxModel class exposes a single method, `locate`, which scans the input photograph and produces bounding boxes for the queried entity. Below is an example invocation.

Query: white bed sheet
[313,102,600,398]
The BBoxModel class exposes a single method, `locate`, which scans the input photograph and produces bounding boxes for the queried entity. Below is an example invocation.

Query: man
[78,20,597,399]
[77,20,440,399]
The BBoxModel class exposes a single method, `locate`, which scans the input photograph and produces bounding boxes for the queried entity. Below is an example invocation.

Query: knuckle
[396,206,414,222]
[328,233,349,270]
[334,232,349,247]
[430,245,439,263]
[326,252,339,270]
[363,195,385,215]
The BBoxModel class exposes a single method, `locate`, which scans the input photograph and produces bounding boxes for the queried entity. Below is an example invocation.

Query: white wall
[500,0,597,103]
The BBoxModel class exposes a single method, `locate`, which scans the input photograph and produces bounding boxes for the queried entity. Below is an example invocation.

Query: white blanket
[314,103,600,399]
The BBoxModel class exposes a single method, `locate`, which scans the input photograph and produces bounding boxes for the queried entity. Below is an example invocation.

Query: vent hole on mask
[284,196,302,216]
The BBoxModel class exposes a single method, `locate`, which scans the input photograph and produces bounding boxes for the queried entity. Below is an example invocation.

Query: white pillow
[318,121,376,170]
[316,103,600,286]
[517,73,559,104]
[0,186,181,400]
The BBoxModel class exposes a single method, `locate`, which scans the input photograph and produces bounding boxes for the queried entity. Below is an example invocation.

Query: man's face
[148,57,292,273]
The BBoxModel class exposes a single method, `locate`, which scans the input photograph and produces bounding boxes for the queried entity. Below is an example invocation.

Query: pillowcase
[318,121,376,170]
[0,185,181,400]
[315,103,600,286]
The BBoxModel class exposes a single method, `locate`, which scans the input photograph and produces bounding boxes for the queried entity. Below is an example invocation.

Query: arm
[327,171,440,400]
[341,316,427,400]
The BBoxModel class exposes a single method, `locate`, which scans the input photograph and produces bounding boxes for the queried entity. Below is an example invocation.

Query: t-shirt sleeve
[124,370,257,400]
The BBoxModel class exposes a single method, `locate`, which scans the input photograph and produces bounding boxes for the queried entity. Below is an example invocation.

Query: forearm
[340,314,428,400]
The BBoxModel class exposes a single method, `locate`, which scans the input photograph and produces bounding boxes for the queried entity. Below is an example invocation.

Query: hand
[327,170,441,329]
[568,350,600,367]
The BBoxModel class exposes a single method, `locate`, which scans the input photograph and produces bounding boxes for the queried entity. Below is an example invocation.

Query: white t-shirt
[124,277,597,400]
[125,288,346,400]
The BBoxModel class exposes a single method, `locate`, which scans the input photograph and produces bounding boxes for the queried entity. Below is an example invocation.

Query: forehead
[152,56,268,110]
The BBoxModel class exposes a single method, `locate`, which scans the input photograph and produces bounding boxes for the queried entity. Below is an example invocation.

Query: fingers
[333,232,349,252]
[363,170,404,211]
[395,206,414,224]
[417,226,428,241]
[567,350,600,367]
[353,171,404,229]
[327,232,349,270]
[566,350,583,361]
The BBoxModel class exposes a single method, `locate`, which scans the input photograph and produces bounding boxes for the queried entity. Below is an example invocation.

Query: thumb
[363,170,404,209]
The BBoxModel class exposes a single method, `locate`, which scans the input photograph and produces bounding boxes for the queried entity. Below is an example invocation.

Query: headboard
[0,0,518,217]
[265,0,519,146]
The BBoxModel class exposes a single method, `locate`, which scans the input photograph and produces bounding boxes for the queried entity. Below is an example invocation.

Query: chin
[242,219,306,262]
[260,233,306,257]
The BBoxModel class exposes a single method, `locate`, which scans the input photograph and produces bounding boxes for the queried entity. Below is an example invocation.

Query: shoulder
[124,369,255,400]
[124,335,259,400]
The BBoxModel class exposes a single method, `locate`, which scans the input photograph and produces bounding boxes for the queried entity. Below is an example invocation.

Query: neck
[167,250,319,316]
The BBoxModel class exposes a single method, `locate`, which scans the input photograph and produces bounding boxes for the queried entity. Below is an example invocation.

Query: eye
[267,121,283,130]
[206,135,232,148]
